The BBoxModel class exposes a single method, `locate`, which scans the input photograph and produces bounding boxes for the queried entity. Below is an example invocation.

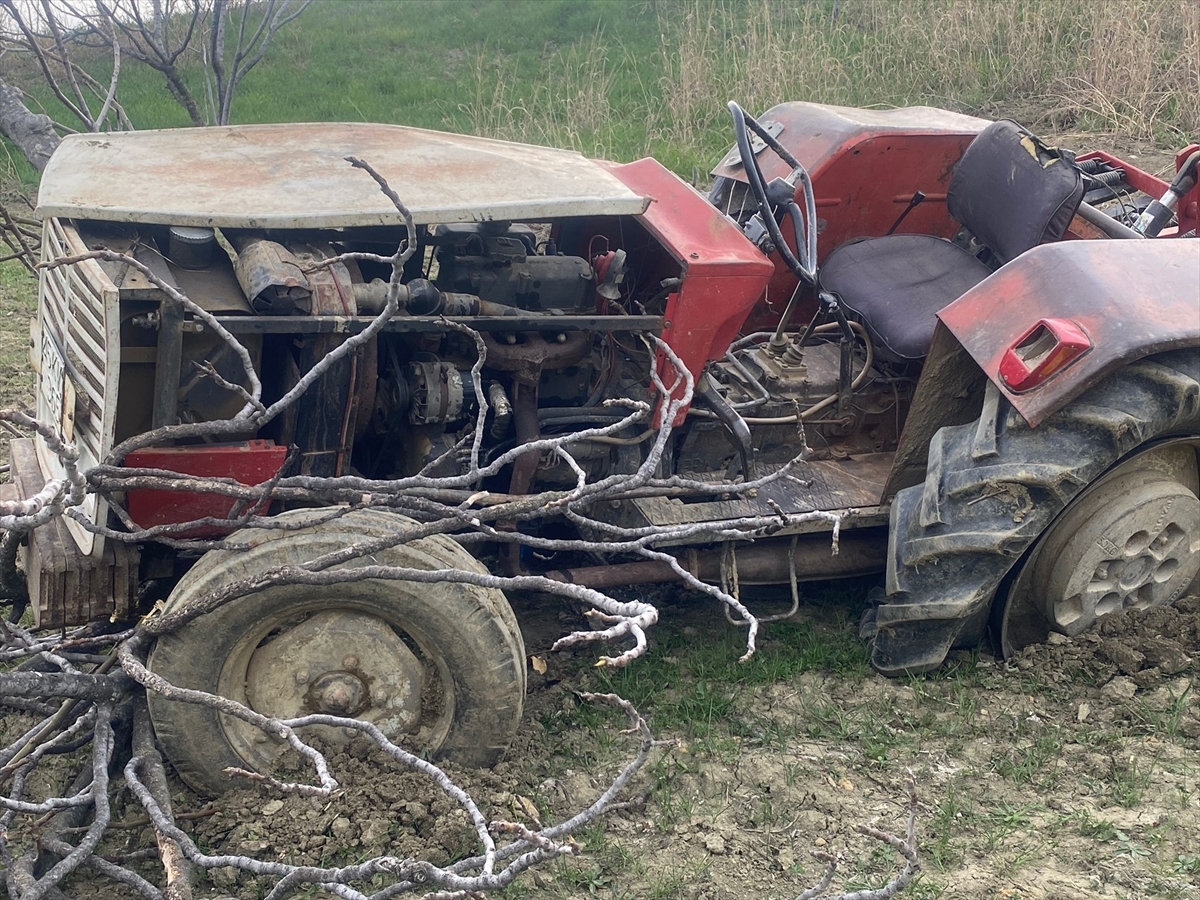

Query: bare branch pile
[0,159,916,899]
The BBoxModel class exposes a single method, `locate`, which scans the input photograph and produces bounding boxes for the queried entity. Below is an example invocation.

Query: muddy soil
[67,590,1192,900]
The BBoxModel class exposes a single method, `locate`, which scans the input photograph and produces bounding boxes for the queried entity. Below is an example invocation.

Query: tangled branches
[0,157,919,899]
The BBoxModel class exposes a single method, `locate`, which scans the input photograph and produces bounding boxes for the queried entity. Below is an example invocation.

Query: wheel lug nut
[294,671,308,685]
[342,655,359,669]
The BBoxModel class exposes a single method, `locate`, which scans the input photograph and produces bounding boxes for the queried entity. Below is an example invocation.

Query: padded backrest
[947,120,1083,265]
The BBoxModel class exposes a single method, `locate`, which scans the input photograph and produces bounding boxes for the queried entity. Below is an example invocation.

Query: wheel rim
[1032,458,1200,643]
[999,442,1200,654]
[216,596,456,771]
[1037,475,1199,635]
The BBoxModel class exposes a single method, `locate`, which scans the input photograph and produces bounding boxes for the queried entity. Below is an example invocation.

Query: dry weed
[662,0,1196,141]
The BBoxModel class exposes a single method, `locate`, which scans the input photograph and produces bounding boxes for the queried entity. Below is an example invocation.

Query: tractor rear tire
[147,509,526,796]
[998,440,1199,655]
[874,349,1200,675]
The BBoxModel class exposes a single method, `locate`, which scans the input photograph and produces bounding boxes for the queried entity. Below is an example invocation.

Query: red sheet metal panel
[602,158,775,421]
[124,440,289,535]
[711,102,988,332]
[937,240,1200,426]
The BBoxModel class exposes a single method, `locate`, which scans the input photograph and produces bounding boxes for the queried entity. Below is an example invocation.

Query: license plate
[39,326,65,430]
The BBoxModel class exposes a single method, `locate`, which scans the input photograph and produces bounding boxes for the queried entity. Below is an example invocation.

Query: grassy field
[4,0,1197,185]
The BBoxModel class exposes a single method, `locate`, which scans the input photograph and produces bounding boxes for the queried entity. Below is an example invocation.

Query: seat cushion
[819,234,993,362]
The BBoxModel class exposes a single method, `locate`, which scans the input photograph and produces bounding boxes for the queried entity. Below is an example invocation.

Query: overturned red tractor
[8,102,1199,793]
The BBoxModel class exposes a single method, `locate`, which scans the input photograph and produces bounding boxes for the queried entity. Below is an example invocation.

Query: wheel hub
[311,671,367,716]
[240,609,425,754]
[1040,474,1200,636]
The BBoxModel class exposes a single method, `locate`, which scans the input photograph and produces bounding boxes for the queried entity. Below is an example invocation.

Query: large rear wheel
[998,440,1200,654]
[877,349,1200,675]
[147,509,526,796]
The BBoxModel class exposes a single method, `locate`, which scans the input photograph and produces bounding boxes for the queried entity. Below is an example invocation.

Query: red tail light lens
[999,318,1092,393]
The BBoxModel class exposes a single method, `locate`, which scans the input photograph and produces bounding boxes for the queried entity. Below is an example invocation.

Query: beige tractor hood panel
[38,122,651,228]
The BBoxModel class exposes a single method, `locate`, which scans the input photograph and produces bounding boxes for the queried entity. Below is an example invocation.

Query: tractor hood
[37,123,650,229]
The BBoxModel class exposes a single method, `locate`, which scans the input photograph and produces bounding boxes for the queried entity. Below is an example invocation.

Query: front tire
[147,509,526,795]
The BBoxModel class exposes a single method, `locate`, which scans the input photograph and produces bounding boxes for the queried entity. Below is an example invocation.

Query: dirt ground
[74,589,1194,900]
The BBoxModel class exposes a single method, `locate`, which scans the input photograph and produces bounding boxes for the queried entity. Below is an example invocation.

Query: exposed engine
[103,212,910,498]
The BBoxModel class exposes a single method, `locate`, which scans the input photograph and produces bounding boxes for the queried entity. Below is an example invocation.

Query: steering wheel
[727,101,818,285]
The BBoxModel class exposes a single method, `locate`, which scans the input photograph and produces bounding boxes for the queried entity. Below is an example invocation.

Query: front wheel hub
[311,671,367,716]
[237,609,426,761]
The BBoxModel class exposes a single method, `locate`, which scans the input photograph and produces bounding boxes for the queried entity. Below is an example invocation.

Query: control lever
[886,190,926,235]
[817,291,857,412]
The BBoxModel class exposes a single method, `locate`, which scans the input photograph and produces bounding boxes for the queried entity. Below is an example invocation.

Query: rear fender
[937,239,1200,427]
[882,325,988,498]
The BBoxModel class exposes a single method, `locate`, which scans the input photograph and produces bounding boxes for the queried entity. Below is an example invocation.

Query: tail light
[999,318,1092,392]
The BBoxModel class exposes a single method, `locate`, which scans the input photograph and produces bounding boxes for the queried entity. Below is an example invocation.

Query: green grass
[5,0,1196,191]
[0,261,36,411]
[564,590,870,747]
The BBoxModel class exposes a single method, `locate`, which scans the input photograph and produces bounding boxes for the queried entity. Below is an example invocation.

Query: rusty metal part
[402,278,523,318]
[488,330,591,558]
[352,333,378,442]
[501,379,541,576]
[696,373,754,479]
[290,245,358,478]
[482,331,590,382]
[233,609,424,766]
[153,295,185,430]
[8,439,138,627]
[210,313,663,335]
[352,278,389,314]
[231,237,312,315]
[545,530,887,588]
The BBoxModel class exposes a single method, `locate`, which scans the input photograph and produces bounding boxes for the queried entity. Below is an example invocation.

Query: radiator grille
[35,219,119,556]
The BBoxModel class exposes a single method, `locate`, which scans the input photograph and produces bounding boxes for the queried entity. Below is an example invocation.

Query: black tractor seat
[819,120,1084,363]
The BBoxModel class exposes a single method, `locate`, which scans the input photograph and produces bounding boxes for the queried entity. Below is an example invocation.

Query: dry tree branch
[109,687,661,899]
[0,153,912,900]
[791,772,921,900]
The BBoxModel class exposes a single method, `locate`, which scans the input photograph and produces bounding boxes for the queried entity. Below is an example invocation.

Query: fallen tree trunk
[0,77,60,172]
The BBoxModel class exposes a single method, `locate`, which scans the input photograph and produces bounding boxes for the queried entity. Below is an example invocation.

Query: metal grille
[35,219,119,556]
